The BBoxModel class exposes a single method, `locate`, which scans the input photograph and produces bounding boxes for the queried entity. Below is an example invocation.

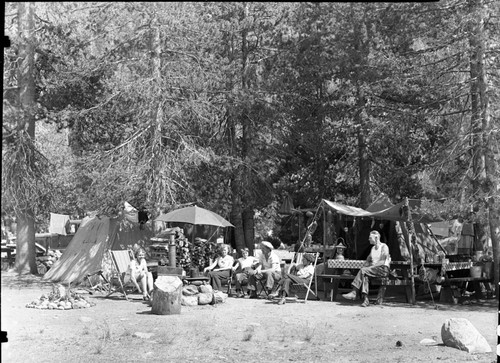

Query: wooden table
[318,259,415,304]
[422,261,492,303]
[1,246,15,268]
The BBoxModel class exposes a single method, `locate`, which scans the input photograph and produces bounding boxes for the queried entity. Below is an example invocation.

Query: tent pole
[404,198,417,304]
[353,218,358,259]
[322,205,326,252]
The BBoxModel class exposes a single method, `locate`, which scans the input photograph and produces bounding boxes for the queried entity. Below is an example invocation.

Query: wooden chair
[106,249,138,301]
[85,269,111,294]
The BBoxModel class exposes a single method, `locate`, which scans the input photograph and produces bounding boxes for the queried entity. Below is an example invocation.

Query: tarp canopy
[322,197,444,223]
[321,195,446,261]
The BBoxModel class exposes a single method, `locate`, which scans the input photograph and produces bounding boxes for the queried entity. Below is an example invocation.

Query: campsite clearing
[1,271,497,363]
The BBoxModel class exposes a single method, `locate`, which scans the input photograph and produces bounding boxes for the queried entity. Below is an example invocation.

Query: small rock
[395,340,403,347]
[133,332,154,339]
[420,338,438,346]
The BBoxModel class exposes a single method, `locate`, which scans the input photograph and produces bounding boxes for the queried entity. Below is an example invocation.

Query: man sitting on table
[247,241,281,298]
[342,230,391,307]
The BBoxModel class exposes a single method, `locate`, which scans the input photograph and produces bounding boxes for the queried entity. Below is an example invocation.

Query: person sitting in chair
[232,247,258,298]
[127,248,154,301]
[247,241,281,298]
[342,230,391,307]
[204,244,234,292]
[273,253,316,305]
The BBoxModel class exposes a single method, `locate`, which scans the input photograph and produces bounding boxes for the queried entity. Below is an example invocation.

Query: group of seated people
[203,230,392,307]
[128,229,390,307]
[203,241,316,305]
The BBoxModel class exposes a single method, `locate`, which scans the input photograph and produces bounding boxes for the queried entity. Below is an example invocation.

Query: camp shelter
[320,195,444,263]
[43,214,154,284]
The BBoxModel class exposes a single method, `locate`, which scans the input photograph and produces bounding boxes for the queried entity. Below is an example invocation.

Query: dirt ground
[1,271,497,363]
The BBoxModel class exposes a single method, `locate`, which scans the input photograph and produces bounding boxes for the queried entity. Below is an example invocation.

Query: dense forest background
[2,2,499,284]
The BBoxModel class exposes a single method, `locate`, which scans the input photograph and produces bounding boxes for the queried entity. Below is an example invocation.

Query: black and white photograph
[2,2,499,362]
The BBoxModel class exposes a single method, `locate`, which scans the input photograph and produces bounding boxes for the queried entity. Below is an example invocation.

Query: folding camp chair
[220,268,234,296]
[289,252,320,303]
[106,249,138,301]
[85,270,111,294]
[257,267,281,297]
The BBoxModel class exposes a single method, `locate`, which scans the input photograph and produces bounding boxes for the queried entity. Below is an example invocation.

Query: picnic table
[318,259,415,304]
[423,261,493,303]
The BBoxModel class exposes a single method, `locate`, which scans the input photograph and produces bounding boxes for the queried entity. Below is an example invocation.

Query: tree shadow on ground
[328,290,497,313]
[1,271,54,290]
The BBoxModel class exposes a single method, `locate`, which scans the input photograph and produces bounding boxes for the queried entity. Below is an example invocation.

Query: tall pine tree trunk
[468,0,499,294]
[230,169,246,253]
[353,5,372,209]
[242,209,255,253]
[357,94,371,209]
[15,2,37,274]
[230,2,254,254]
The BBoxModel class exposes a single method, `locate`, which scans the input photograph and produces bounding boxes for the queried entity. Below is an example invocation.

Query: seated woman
[273,253,315,305]
[232,248,258,298]
[127,248,154,301]
[203,244,234,292]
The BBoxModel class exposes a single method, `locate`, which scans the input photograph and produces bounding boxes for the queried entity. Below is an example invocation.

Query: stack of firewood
[36,250,62,275]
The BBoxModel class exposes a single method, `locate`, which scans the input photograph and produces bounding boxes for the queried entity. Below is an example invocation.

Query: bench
[319,259,416,304]
[317,274,355,301]
[371,276,413,304]
[318,273,413,303]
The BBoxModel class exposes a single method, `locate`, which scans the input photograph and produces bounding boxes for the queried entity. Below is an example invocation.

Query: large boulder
[441,318,491,353]
[151,276,182,315]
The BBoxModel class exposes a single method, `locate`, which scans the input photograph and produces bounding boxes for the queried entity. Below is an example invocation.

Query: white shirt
[296,264,314,279]
[258,251,280,272]
[216,255,234,269]
[370,243,391,267]
[237,256,256,270]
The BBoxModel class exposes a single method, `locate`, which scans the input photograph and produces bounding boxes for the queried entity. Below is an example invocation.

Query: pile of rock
[181,284,228,306]
[36,250,63,275]
[25,284,95,310]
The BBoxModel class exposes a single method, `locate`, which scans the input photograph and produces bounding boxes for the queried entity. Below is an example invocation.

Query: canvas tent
[320,195,445,263]
[43,214,154,284]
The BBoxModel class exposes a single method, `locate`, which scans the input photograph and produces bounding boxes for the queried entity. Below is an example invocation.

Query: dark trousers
[278,272,310,297]
[207,269,231,291]
[234,267,254,290]
[352,265,389,295]
[247,270,281,292]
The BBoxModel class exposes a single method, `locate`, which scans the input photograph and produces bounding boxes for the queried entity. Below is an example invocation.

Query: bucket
[469,266,482,278]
